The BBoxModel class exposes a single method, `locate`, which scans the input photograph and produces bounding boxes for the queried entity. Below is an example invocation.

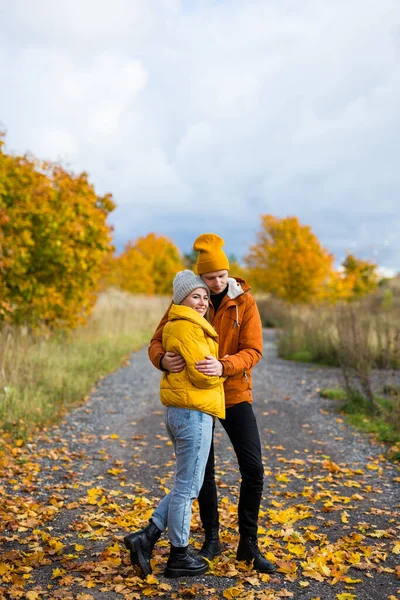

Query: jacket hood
[226,277,251,300]
[168,304,219,340]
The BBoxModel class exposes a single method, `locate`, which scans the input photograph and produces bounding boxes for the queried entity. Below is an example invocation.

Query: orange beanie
[193,233,230,275]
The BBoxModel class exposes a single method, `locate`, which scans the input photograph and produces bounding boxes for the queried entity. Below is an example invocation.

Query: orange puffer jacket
[148,277,263,409]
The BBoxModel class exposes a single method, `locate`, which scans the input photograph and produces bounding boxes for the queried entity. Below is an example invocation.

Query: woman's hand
[195,356,224,376]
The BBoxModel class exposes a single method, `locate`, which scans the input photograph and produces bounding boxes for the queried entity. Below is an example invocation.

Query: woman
[124,270,225,579]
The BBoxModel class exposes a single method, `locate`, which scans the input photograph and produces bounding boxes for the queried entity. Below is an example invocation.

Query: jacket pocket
[224,370,252,394]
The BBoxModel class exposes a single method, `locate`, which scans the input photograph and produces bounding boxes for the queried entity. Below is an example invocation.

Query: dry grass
[0,289,170,440]
[258,289,400,444]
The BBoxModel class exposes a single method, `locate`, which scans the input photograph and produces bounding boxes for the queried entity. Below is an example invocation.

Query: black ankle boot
[236,536,276,573]
[124,521,162,578]
[198,527,222,560]
[164,545,209,578]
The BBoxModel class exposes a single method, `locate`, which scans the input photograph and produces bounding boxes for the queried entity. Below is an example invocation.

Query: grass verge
[0,289,169,441]
[320,388,400,457]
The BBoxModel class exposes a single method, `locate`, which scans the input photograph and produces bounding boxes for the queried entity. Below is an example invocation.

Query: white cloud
[0,0,400,270]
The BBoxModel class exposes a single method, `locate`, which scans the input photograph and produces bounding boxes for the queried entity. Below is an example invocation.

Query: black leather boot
[164,545,209,578]
[198,527,222,560]
[236,536,276,573]
[124,521,162,578]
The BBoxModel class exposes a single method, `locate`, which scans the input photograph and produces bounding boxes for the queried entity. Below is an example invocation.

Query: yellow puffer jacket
[160,304,225,419]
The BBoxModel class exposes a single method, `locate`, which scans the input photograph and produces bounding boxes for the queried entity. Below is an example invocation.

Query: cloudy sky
[1,0,400,272]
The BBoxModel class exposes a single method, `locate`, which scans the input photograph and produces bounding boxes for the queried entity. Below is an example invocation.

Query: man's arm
[218,296,263,376]
[148,302,185,372]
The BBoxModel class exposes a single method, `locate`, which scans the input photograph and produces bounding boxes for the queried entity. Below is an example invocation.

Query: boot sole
[164,563,209,578]
[124,536,152,578]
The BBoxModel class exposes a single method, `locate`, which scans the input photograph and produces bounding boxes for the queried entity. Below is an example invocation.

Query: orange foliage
[245,215,334,303]
[0,133,115,328]
[106,233,184,295]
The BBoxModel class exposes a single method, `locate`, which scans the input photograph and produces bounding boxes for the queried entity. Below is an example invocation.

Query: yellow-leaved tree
[338,254,379,300]
[106,233,185,295]
[0,134,115,328]
[245,215,334,303]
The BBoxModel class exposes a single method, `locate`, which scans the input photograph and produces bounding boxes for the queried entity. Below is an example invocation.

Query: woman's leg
[125,407,212,578]
[165,407,213,547]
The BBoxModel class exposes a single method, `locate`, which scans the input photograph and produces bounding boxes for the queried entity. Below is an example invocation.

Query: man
[125,233,275,575]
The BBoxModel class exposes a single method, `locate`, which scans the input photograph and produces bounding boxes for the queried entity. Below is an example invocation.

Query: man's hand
[195,356,224,376]
[161,351,186,373]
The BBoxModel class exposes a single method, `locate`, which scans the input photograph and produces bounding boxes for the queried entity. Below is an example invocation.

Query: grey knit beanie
[173,270,209,305]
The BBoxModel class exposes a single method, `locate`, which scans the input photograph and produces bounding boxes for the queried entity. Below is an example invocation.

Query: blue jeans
[151,407,213,547]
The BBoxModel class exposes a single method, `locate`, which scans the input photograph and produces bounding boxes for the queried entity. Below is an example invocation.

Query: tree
[105,245,155,294]
[226,254,250,282]
[0,133,115,328]
[245,215,334,303]
[105,233,185,295]
[341,254,379,299]
[134,233,185,294]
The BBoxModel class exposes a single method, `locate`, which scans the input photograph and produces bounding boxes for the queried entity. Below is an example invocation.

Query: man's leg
[220,402,263,536]
[220,402,275,573]
[198,423,218,530]
[197,422,221,559]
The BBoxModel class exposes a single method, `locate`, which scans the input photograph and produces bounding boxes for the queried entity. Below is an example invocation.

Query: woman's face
[181,288,209,316]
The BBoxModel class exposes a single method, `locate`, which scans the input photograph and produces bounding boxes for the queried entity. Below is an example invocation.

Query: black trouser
[198,401,264,538]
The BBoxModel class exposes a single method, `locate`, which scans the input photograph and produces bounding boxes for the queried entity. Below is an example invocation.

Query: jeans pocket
[167,407,191,431]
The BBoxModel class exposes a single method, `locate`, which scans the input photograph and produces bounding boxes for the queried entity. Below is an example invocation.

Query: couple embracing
[124,233,276,578]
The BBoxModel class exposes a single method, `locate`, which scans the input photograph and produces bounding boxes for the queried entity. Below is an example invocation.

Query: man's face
[201,270,229,294]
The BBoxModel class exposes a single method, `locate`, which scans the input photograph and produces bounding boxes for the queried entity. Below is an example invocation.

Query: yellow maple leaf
[322,459,341,473]
[341,511,349,524]
[0,563,12,575]
[75,543,85,551]
[287,543,306,557]
[87,487,102,498]
[26,592,40,600]
[51,567,66,579]
[271,500,284,508]
[276,560,297,578]
[49,538,64,552]
[368,530,389,538]
[223,586,244,599]
[392,541,400,554]
[109,433,120,439]
[108,468,123,476]
[336,594,356,600]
